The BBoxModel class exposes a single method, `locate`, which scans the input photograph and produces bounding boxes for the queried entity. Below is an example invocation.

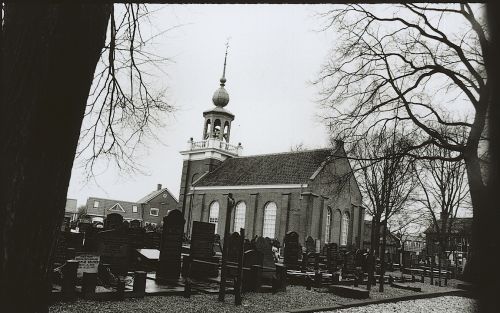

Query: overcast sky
[67,4,338,206]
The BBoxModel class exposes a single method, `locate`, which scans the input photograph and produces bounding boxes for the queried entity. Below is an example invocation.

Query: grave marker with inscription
[104,213,123,230]
[190,221,218,278]
[305,236,315,254]
[284,232,300,269]
[255,237,276,280]
[75,253,100,278]
[96,229,130,275]
[157,210,185,281]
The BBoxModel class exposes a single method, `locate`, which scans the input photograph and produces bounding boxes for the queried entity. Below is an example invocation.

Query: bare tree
[416,143,470,285]
[352,127,418,291]
[0,3,174,312]
[315,2,488,287]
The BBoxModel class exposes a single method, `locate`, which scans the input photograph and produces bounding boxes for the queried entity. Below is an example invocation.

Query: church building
[177,51,365,249]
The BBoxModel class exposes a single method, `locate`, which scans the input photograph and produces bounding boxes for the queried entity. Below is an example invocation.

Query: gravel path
[49,283,466,313]
[318,296,478,313]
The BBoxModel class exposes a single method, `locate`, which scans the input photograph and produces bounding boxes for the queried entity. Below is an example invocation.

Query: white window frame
[209,201,220,234]
[233,201,246,233]
[262,202,277,239]
[325,207,332,243]
[150,208,159,217]
[93,200,99,208]
[132,205,138,213]
[340,212,350,246]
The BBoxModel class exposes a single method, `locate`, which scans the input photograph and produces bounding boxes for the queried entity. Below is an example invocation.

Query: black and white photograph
[1,2,499,313]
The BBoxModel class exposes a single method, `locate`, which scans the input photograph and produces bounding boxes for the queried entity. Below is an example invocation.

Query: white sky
[68,4,336,206]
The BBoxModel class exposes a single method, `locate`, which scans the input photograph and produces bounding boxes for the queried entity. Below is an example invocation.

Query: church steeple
[203,43,235,142]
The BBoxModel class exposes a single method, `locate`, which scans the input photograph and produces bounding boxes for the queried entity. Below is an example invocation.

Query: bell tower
[178,44,243,219]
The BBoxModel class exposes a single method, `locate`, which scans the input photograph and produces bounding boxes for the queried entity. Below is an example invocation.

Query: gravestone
[305,236,316,254]
[242,249,264,291]
[191,221,215,258]
[326,243,338,273]
[255,237,276,280]
[75,253,100,278]
[144,231,161,249]
[190,221,218,278]
[104,213,123,230]
[344,251,356,274]
[157,210,185,281]
[52,232,69,265]
[284,231,300,269]
[96,229,130,275]
[127,227,145,250]
[226,232,242,277]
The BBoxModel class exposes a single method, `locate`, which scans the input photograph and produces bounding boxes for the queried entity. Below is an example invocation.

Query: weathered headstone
[242,249,263,291]
[190,221,218,278]
[75,253,100,278]
[227,232,242,263]
[52,232,69,265]
[157,210,185,281]
[104,213,123,230]
[305,236,315,254]
[144,231,161,249]
[255,237,276,280]
[284,231,300,269]
[325,243,338,273]
[191,221,216,258]
[96,229,130,275]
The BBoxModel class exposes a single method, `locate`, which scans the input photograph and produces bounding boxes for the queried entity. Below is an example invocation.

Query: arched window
[213,119,221,138]
[233,201,246,232]
[262,202,277,239]
[223,121,230,142]
[209,201,220,234]
[204,119,211,139]
[340,212,350,246]
[325,207,332,243]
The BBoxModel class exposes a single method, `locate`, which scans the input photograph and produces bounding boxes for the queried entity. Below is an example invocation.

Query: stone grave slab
[157,210,185,281]
[284,231,300,269]
[96,229,130,275]
[305,236,315,254]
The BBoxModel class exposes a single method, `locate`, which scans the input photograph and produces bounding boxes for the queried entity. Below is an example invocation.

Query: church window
[209,201,220,234]
[340,212,350,246]
[325,207,332,243]
[233,201,246,233]
[262,202,277,239]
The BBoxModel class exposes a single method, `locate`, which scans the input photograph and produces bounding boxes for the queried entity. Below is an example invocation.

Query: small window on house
[150,208,159,216]
[151,222,157,227]
[93,201,99,208]
[132,205,138,213]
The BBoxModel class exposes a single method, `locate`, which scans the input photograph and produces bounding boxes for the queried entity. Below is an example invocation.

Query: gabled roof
[425,217,472,234]
[194,148,336,187]
[137,187,178,204]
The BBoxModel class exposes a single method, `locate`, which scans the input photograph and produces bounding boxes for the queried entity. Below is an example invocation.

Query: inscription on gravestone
[97,229,130,275]
[226,232,242,276]
[157,210,185,281]
[326,243,338,273]
[75,253,100,278]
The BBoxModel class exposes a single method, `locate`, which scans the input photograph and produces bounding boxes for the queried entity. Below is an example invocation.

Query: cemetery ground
[49,275,474,313]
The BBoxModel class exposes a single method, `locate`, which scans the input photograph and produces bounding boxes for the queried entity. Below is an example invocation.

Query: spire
[220,39,229,86]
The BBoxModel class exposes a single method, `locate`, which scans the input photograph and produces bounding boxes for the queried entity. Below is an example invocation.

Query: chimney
[157,184,162,191]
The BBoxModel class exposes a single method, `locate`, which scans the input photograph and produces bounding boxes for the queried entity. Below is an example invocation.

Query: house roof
[425,217,472,234]
[194,148,336,187]
[137,187,178,204]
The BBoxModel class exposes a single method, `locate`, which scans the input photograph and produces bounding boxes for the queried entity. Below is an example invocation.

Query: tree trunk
[0,4,111,313]
[379,220,388,292]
